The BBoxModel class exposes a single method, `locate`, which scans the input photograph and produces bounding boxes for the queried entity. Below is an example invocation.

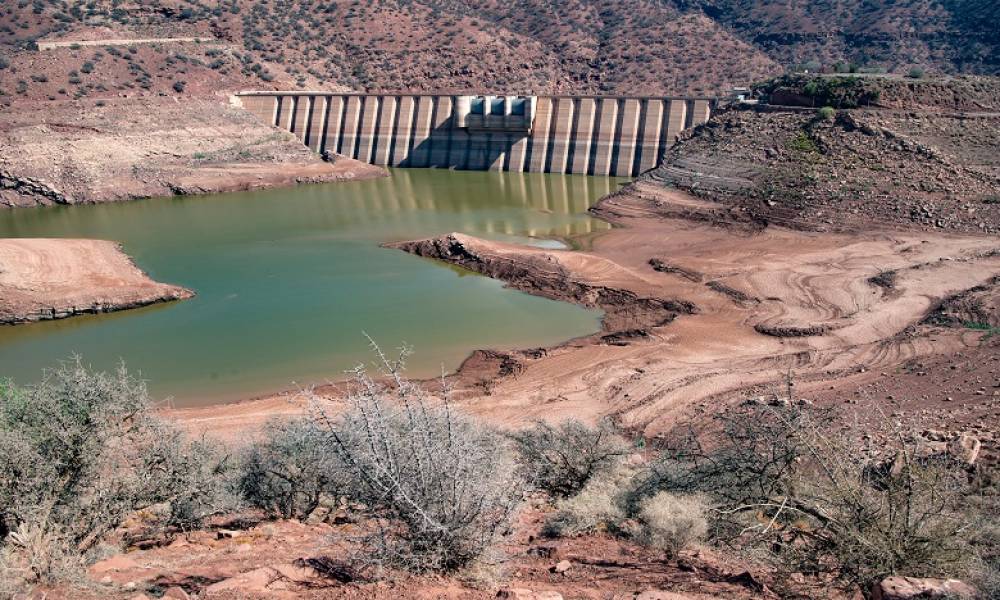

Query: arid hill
[650,75,1000,234]
[2,0,999,102]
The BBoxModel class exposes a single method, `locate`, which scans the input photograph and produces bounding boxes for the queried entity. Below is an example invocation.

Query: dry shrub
[0,359,233,588]
[966,495,1000,600]
[237,417,346,520]
[311,341,523,574]
[510,418,630,498]
[542,463,635,538]
[646,401,977,598]
[636,492,708,557]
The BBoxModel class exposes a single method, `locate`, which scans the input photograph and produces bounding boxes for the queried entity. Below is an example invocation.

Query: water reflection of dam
[355,168,615,237]
[235,92,713,177]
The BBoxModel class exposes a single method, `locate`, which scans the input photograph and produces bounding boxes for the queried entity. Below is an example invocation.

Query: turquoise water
[0,169,622,406]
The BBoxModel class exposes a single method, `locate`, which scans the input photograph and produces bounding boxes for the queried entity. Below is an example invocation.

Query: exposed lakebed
[0,169,621,406]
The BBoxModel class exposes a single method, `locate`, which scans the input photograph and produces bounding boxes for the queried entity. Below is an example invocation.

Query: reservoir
[0,169,620,406]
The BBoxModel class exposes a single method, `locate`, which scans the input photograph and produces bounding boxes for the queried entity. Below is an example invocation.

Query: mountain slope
[2,0,997,100]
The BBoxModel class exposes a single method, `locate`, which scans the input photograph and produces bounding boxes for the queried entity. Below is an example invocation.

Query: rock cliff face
[0,171,69,208]
[0,238,194,324]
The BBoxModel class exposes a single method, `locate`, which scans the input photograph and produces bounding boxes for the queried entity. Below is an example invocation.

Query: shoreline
[171,179,1000,439]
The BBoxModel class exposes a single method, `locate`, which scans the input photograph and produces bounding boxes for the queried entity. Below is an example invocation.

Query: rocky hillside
[1,0,998,101]
[682,0,1000,76]
[647,76,1000,234]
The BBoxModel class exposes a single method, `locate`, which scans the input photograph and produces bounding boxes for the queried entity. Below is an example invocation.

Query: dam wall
[235,92,714,177]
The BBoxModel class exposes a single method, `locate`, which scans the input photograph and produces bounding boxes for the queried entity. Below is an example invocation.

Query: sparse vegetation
[310,343,523,573]
[0,347,992,598]
[641,402,979,597]
[542,462,635,537]
[510,418,630,498]
[237,417,345,520]
[635,491,707,557]
[0,360,231,588]
[786,130,819,154]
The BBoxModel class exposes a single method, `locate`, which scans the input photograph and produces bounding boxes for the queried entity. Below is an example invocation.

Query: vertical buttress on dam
[236,93,713,177]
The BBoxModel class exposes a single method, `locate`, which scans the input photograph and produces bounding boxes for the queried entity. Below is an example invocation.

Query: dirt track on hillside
[0,238,193,324]
[171,181,1000,442]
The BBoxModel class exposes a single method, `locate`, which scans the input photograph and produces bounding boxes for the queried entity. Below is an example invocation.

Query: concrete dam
[235,92,714,177]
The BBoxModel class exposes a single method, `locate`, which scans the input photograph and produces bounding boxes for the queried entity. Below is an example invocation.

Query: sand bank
[0,238,193,324]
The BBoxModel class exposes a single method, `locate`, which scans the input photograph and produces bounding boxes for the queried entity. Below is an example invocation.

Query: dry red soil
[47,498,814,600]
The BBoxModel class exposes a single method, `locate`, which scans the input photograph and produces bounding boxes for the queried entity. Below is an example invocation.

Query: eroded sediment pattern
[386,183,1000,434]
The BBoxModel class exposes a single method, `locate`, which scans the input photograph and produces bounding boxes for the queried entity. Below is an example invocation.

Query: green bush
[818,106,836,120]
[786,131,819,154]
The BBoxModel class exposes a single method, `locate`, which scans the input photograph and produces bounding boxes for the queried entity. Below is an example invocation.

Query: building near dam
[235,92,714,177]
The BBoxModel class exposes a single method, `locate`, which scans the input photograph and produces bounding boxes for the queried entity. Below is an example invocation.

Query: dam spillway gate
[235,93,714,177]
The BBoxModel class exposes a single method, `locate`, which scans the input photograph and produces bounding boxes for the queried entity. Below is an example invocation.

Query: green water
[0,169,622,406]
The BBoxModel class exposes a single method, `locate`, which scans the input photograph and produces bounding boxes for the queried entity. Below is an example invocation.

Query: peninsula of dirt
[0,238,193,324]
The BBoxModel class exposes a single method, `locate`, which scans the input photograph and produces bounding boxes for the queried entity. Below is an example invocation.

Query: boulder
[550,559,572,574]
[496,589,564,600]
[947,434,981,466]
[215,529,242,540]
[872,576,975,600]
[162,587,191,600]
[273,563,322,584]
[304,504,331,524]
[635,591,701,600]
[89,554,140,575]
[204,566,279,594]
